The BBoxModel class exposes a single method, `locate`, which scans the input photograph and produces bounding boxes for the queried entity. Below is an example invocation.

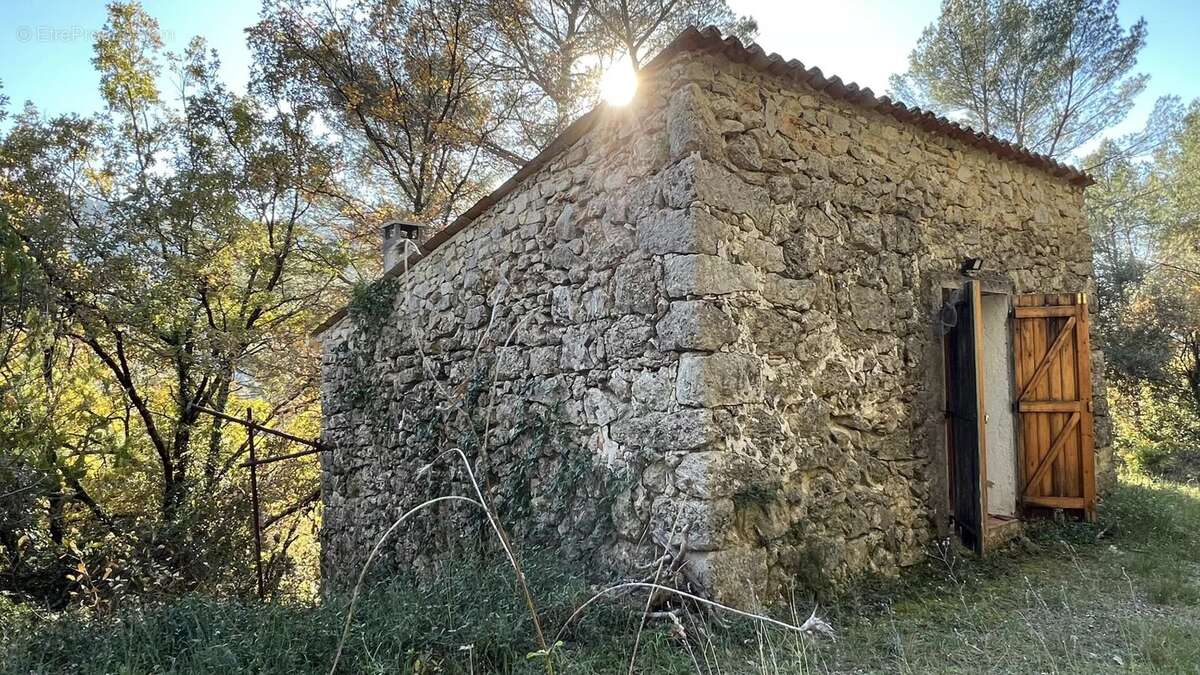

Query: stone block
[676,352,761,407]
[605,315,653,359]
[849,284,893,332]
[673,451,740,499]
[495,348,528,380]
[656,300,737,351]
[761,274,815,310]
[695,159,772,225]
[550,286,580,324]
[614,259,660,314]
[686,547,771,607]
[726,133,763,171]
[560,326,599,371]
[528,346,561,375]
[664,255,759,297]
[631,367,674,412]
[737,237,785,272]
[636,208,722,255]
[554,203,580,240]
[650,497,736,551]
[609,409,719,450]
[583,285,614,320]
[583,388,620,426]
[549,242,582,269]
[528,375,567,405]
[668,83,722,161]
[660,153,701,209]
[744,308,799,356]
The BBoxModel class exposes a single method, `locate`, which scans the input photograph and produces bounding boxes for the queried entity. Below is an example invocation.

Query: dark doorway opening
[943,281,987,554]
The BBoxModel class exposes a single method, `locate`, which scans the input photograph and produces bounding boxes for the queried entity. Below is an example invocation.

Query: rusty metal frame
[187,403,330,598]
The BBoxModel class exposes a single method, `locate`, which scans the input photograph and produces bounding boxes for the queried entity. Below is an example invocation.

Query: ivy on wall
[329,278,628,570]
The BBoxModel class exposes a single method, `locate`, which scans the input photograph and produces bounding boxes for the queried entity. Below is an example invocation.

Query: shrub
[0,593,35,644]
[1112,386,1200,481]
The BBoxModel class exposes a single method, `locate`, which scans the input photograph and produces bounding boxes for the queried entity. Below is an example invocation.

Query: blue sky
[736,0,1199,155]
[1,0,259,114]
[1,0,1196,161]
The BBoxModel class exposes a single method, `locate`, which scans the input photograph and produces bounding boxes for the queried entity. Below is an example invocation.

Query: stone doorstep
[984,514,1024,551]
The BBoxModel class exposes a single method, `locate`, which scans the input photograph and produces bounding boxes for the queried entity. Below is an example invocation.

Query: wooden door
[947,281,988,554]
[1013,294,1096,520]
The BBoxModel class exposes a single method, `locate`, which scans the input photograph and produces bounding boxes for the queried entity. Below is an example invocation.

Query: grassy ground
[4,473,1200,673]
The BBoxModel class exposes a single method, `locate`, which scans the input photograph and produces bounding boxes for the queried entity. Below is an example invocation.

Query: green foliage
[0,593,35,640]
[890,0,1148,158]
[0,552,632,675]
[1090,102,1200,488]
[2,0,767,618]
[347,277,401,337]
[1,1,351,607]
[253,0,757,183]
[252,0,507,223]
[0,0,770,629]
[1112,387,1200,481]
[92,2,164,109]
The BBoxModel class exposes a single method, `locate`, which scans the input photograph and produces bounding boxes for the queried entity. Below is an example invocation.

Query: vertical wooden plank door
[947,281,988,554]
[1013,294,1096,521]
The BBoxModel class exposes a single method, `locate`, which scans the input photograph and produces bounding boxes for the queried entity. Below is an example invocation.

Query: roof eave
[312,25,1094,338]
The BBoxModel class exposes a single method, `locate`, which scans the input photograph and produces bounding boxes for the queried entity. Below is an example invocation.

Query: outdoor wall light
[960,257,984,275]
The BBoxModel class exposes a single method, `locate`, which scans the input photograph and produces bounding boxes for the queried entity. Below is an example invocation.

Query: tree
[1142,102,1200,407]
[890,0,1147,158]
[1086,99,1200,454]
[251,0,516,230]
[478,0,605,150]
[480,0,755,149]
[587,0,755,71]
[1159,104,1200,239]
[1086,99,1194,389]
[1087,138,1169,390]
[1,2,351,603]
[3,0,762,607]
[254,0,758,199]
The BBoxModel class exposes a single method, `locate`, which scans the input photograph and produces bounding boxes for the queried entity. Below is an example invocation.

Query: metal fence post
[247,407,265,599]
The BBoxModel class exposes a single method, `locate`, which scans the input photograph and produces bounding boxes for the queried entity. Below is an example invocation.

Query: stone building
[314,26,1110,605]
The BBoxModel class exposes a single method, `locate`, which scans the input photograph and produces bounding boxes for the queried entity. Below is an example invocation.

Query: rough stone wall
[316,60,742,588]
[653,52,1113,602]
[317,47,1112,605]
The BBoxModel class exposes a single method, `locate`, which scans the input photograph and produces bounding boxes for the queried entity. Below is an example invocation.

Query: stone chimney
[381,219,427,273]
